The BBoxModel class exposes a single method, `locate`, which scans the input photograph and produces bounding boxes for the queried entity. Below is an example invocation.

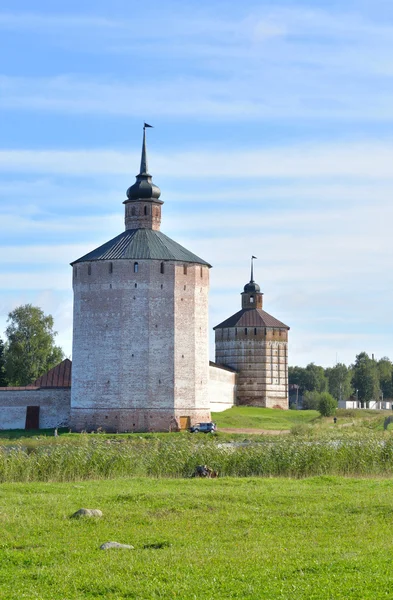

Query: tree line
[0,305,64,387]
[289,353,393,409]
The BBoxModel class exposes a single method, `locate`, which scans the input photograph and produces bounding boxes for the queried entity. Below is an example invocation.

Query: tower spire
[139,123,153,175]
[242,257,263,309]
[124,124,163,231]
[250,255,257,283]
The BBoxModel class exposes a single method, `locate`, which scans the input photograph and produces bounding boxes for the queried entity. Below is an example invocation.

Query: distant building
[0,359,71,429]
[338,397,392,410]
[213,265,289,409]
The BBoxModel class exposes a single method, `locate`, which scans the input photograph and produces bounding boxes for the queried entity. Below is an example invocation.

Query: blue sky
[1,0,393,366]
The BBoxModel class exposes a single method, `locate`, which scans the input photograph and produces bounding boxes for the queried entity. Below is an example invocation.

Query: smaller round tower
[213,258,289,409]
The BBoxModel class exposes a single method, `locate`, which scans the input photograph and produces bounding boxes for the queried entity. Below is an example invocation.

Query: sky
[0,0,393,367]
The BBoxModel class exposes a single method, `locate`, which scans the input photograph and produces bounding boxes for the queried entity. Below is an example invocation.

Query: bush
[303,391,321,410]
[290,423,310,437]
[318,392,337,417]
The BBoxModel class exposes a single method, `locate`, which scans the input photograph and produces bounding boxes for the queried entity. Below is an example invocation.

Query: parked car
[189,422,216,433]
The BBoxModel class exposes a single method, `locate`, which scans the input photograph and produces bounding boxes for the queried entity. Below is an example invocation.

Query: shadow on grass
[0,428,69,439]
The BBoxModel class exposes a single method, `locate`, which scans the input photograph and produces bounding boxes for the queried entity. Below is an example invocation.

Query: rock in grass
[100,542,134,550]
[71,508,103,518]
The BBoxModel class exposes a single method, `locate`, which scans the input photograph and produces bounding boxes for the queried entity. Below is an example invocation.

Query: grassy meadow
[2,476,393,599]
[211,406,320,429]
[2,409,393,598]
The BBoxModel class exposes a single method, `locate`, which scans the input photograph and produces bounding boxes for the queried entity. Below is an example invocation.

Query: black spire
[126,124,161,201]
[250,255,257,282]
[244,256,260,293]
[139,123,152,175]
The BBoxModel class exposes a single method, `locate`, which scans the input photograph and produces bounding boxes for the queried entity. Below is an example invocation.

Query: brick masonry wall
[174,264,210,421]
[215,326,288,409]
[71,259,211,431]
[0,389,70,429]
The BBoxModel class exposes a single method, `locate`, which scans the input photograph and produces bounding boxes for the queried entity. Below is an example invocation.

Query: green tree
[377,357,393,399]
[289,363,328,393]
[351,352,380,406]
[304,363,328,393]
[288,366,308,391]
[4,304,64,386]
[318,392,337,417]
[325,363,353,402]
[0,337,7,387]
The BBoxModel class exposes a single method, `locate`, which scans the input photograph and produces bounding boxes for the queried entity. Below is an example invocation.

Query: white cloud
[0,211,121,238]
[1,141,393,179]
[1,71,392,120]
[0,245,89,264]
[1,7,393,122]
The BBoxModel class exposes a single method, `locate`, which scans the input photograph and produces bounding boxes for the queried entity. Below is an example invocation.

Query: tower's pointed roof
[213,258,289,330]
[71,126,210,267]
[139,125,149,175]
[126,125,161,201]
[213,309,289,330]
[243,255,261,293]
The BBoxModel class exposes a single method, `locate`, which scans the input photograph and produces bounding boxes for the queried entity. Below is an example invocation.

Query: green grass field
[212,406,393,432]
[212,406,320,429]
[1,477,393,599]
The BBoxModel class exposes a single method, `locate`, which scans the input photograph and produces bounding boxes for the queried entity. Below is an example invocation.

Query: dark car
[189,422,216,433]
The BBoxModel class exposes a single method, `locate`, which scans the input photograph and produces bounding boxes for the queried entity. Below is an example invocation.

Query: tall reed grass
[1,434,393,482]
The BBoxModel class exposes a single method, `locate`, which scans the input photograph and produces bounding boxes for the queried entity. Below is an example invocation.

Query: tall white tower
[70,127,211,432]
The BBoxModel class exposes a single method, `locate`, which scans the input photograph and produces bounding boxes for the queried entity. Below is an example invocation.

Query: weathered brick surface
[0,389,70,429]
[215,326,288,409]
[124,200,163,231]
[71,259,211,431]
[71,407,211,433]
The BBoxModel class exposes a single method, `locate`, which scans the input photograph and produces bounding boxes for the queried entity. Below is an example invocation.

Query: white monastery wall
[208,363,236,412]
[0,389,70,429]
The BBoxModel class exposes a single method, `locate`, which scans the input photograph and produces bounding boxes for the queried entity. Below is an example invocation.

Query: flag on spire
[144,122,153,128]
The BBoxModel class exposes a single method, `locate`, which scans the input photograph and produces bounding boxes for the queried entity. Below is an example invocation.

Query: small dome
[243,281,260,293]
[126,176,161,201]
